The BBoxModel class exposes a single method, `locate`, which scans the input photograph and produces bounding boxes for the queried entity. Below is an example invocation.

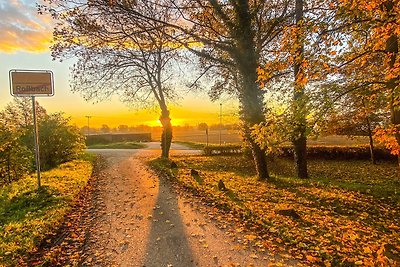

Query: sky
[0,0,238,128]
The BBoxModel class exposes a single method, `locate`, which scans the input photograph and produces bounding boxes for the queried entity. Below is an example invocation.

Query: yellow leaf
[363,246,372,254]
[245,234,257,241]
[306,255,317,262]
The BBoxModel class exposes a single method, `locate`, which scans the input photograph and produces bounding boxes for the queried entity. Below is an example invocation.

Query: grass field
[150,155,400,266]
[153,129,242,144]
[0,159,93,266]
[87,141,147,149]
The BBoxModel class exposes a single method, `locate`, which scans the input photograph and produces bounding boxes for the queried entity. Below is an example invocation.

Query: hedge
[203,144,242,155]
[203,144,397,161]
[276,145,397,161]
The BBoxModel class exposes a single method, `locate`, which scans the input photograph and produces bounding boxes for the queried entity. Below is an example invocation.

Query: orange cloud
[0,0,53,53]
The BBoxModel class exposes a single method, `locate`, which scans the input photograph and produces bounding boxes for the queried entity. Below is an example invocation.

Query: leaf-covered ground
[0,159,93,266]
[151,155,400,266]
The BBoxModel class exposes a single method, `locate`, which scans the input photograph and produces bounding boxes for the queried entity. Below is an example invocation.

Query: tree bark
[241,114,270,180]
[293,0,308,178]
[159,109,172,159]
[361,98,377,164]
[234,0,269,180]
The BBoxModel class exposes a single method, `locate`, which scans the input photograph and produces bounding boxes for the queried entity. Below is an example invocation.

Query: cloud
[0,0,53,53]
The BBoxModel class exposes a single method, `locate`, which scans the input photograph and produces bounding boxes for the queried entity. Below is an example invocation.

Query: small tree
[325,93,388,164]
[37,113,86,169]
[0,124,33,185]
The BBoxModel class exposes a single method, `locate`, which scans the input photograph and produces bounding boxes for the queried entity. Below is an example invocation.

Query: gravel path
[83,143,276,267]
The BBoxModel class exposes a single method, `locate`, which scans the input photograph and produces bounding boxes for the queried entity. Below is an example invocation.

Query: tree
[0,97,47,129]
[198,123,208,131]
[42,0,298,178]
[291,0,308,178]
[335,0,400,166]
[0,99,85,171]
[41,0,179,158]
[256,0,339,178]
[162,0,295,180]
[101,124,111,133]
[325,91,388,164]
[118,125,129,133]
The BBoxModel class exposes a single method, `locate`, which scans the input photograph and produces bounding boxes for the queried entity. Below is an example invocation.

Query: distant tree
[118,125,129,133]
[325,92,388,164]
[198,123,208,132]
[100,124,111,133]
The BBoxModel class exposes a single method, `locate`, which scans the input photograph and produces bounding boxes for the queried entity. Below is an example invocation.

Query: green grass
[173,141,206,150]
[87,141,147,149]
[268,157,400,201]
[150,155,400,265]
[0,159,93,266]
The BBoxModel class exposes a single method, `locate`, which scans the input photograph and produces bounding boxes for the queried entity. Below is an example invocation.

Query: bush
[0,99,86,182]
[38,113,86,169]
[0,126,33,185]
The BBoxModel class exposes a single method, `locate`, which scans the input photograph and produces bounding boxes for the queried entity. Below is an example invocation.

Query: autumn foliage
[152,155,400,266]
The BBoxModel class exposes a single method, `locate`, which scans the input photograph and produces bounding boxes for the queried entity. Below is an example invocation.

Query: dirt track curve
[82,142,279,267]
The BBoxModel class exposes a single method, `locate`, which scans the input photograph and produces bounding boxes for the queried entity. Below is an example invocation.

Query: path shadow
[143,176,196,267]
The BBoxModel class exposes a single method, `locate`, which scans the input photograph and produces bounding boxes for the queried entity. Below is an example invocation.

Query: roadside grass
[0,159,93,266]
[87,141,147,149]
[173,141,206,150]
[150,155,400,266]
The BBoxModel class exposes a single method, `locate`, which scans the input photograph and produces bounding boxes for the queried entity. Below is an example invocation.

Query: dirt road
[83,143,276,267]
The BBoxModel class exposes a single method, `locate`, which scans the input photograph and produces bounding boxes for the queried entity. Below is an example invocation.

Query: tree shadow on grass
[0,186,63,226]
[269,178,395,230]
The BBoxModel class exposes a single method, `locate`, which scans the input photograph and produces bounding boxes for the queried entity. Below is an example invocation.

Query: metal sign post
[9,70,54,190]
[32,96,41,188]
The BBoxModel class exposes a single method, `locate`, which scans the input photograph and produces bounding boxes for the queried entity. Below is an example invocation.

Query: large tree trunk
[159,109,172,158]
[234,0,270,180]
[293,130,308,178]
[292,0,308,178]
[241,106,270,180]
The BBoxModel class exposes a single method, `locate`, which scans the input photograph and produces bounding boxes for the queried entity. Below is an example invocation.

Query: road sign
[8,69,55,190]
[9,70,54,96]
